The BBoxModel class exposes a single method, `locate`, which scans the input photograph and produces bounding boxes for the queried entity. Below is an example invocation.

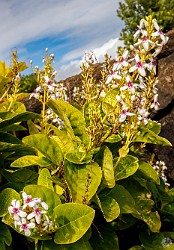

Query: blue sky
[0,0,124,80]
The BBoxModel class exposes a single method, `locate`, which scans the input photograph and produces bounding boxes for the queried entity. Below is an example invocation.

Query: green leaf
[0,188,20,217]
[17,61,28,72]
[27,120,40,134]
[103,88,119,107]
[146,120,161,134]
[0,222,12,247]
[133,127,172,146]
[24,185,61,216]
[38,168,54,190]
[139,231,164,250]
[0,112,41,130]
[90,226,119,250]
[51,131,75,156]
[64,161,102,204]
[22,134,63,166]
[0,61,10,77]
[54,203,95,244]
[122,178,161,232]
[43,238,92,249]
[94,194,120,222]
[101,146,115,188]
[47,99,89,145]
[99,185,136,214]
[114,155,139,181]
[102,102,115,115]
[0,101,26,114]
[105,134,122,143]
[2,169,38,183]
[138,161,160,184]
[11,155,52,168]
[0,132,22,144]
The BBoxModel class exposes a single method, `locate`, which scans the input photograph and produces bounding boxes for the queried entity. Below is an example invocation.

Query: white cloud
[0,0,123,61]
[57,37,123,80]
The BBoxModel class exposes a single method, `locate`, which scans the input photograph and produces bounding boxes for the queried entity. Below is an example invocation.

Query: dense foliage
[0,17,174,250]
[117,0,174,48]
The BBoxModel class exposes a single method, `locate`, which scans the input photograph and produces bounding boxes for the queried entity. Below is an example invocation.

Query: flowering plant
[0,16,174,250]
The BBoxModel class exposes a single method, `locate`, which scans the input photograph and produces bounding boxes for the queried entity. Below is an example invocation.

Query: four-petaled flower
[129,54,146,77]
[19,218,35,237]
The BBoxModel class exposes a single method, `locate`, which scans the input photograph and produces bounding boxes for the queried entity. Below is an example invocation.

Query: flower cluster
[30,48,68,127]
[8,192,54,237]
[153,160,170,187]
[99,16,169,128]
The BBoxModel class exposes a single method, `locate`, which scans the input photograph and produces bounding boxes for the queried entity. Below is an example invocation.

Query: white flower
[8,200,27,222]
[152,20,169,44]
[133,19,144,40]
[134,30,154,51]
[119,106,135,122]
[106,71,122,84]
[150,94,159,110]
[43,215,53,231]
[27,206,46,224]
[147,58,156,75]
[120,75,137,94]
[113,50,129,71]
[22,192,36,209]
[33,198,48,210]
[129,54,146,77]
[19,218,35,237]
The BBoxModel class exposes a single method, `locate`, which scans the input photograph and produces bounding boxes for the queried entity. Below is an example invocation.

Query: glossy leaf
[94,194,120,222]
[0,112,41,130]
[0,188,20,217]
[22,134,63,166]
[54,203,95,244]
[0,132,22,144]
[64,161,102,203]
[101,146,115,188]
[0,101,26,114]
[133,127,172,146]
[99,185,136,214]
[138,161,160,184]
[0,222,12,247]
[47,99,89,145]
[51,131,75,156]
[11,155,52,168]
[38,168,54,191]
[114,155,139,181]
[2,169,38,183]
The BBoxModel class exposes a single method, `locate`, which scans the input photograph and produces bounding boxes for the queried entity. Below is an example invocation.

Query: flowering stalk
[30,49,67,132]
[80,16,169,158]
